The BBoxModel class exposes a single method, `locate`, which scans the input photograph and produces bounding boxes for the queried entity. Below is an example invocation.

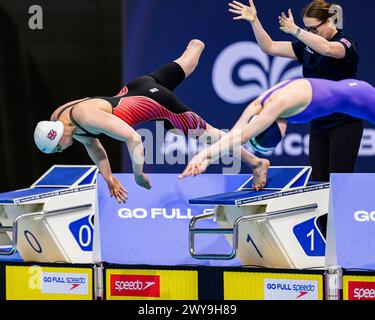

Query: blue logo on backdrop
[69,215,94,251]
[212,41,302,104]
[293,217,326,256]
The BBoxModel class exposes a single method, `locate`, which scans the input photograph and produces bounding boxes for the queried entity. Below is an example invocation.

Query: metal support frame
[0,204,92,256]
[94,262,105,300]
[325,265,343,300]
[189,203,318,260]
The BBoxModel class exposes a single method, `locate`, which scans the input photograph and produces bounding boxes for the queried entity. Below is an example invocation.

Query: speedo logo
[354,211,375,222]
[348,281,375,300]
[41,272,89,295]
[264,279,318,300]
[110,274,160,297]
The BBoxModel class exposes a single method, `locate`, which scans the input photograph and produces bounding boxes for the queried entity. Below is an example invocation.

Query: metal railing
[0,204,92,256]
[189,203,318,260]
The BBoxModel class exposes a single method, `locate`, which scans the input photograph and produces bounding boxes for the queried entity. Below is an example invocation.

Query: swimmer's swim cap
[34,120,64,153]
[249,121,282,153]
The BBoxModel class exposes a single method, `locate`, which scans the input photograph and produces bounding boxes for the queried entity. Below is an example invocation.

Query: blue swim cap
[249,122,282,153]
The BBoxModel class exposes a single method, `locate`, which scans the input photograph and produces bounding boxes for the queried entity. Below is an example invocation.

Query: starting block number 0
[78,224,92,248]
[69,215,94,251]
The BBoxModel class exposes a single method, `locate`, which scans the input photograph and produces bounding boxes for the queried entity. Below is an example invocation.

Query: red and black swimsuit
[69,62,207,138]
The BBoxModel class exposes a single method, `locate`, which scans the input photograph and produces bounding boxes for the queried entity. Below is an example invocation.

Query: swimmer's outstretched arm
[181,102,279,177]
[74,135,128,204]
[74,108,152,191]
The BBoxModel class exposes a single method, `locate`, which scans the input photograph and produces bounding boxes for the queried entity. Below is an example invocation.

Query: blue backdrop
[327,174,375,269]
[122,0,375,173]
[97,173,244,266]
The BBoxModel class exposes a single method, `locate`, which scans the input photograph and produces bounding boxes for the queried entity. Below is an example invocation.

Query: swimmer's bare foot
[188,39,205,52]
[252,158,270,191]
[174,39,205,77]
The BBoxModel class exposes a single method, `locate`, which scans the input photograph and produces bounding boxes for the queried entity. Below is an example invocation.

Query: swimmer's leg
[174,39,205,78]
[197,124,270,190]
[147,39,205,92]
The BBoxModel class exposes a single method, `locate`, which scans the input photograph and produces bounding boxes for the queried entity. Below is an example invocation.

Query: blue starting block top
[0,165,98,204]
[33,166,95,187]
[0,187,65,204]
[238,167,311,190]
[190,189,279,206]
[190,166,314,206]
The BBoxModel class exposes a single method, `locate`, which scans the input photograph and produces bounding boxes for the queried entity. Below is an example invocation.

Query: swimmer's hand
[134,173,152,190]
[107,175,128,204]
[179,154,210,179]
[279,9,297,34]
[229,0,257,23]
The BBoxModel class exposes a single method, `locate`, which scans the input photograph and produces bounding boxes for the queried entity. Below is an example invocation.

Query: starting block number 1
[293,217,326,257]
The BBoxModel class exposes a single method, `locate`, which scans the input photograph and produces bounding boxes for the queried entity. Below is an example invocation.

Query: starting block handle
[189,212,237,260]
[189,203,318,260]
[190,228,233,235]
[0,226,15,255]
[0,226,12,232]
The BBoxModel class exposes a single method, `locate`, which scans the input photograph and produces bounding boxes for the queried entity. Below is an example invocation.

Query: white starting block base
[0,165,98,263]
[190,167,329,269]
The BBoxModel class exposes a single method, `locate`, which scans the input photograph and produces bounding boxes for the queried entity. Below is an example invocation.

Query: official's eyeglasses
[304,19,327,34]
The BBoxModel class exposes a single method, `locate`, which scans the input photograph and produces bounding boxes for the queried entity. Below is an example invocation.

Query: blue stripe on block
[36,167,91,186]
[189,190,277,205]
[0,187,65,203]
[240,167,304,190]
[78,170,97,185]
[290,170,309,189]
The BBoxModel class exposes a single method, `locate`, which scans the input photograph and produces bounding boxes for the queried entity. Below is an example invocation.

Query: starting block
[0,165,98,263]
[189,166,329,269]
